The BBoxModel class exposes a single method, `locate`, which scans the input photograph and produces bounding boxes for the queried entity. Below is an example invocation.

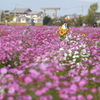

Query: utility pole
[0,10,2,22]
[14,4,17,22]
[81,5,84,16]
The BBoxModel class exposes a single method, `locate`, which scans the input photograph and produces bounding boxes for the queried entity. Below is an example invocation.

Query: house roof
[11,8,32,14]
[28,11,43,15]
[4,12,10,15]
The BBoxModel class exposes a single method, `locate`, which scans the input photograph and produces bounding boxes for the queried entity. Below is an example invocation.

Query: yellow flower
[82,34,86,37]
[68,29,70,31]
[58,26,62,30]
[56,30,59,33]
[66,28,70,32]
[59,30,65,35]
[66,28,69,30]
[63,30,67,34]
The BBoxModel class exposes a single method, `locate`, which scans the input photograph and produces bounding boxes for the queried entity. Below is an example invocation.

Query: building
[94,12,100,25]
[13,16,30,23]
[10,8,32,15]
[10,8,43,24]
[27,11,43,23]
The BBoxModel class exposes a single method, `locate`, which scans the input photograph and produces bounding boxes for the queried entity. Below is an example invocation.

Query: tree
[74,16,85,26]
[4,10,9,12]
[88,3,98,14]
[85,3,98,26]
[43,16,51,25]
[0,11,5,21]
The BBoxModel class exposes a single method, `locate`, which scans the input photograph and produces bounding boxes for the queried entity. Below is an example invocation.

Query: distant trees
[43,15,76,26]
[0,11,5,21]
[74,3,98,27]
[0,10,14,22]
[43,16,51,25]
[74,16,84,27]
[85,3,98,26]
[5,14,14,22]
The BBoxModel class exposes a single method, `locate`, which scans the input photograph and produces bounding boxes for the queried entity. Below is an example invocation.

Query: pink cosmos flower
[59,94,68,99]
[90,69,97,74]
[78,79,86,87]
[73,76,81,82]
[8,97,14,100]
[41,87,49,94]
[69,96,76,100]
[77,95,85,100]
[8,87,15,94]
[92,50,97,55]
[35,90,42,96]
[45,82,52,88]
[70,84,78,92]
[40,96,48,100]
[50,75,58,81]
[29,69,40,78]
[24,76,33,84]
[0,94,4,100]
[86,94,93,100]
[18,89,26,95]
[0,67,7,74]
[98,87,100,91]
[91,88,96,93]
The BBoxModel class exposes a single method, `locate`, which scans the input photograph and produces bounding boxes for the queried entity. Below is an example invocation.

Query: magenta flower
[50,75,58,81]
[0,67,7,74]
[78,79,86,87]
[0,94,4,100]
[70,84,78,92]
[35,90,43,96]
[77,95,85,100]
[91,88,96,93]
[8,97,14,100]
[29,69,40,78]
[8,87,15,94]
[59,94,69,99]
[73,76,81,82]
[90,69,97,74]
[86,94,93,100]
[24,76,33,84]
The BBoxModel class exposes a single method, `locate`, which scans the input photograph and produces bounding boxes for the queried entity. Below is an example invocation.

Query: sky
[0,0,100,17]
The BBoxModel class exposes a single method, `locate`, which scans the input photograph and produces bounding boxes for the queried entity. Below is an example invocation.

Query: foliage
[84,3,98,26]
[4,14,14,22]
[74,3,98,27]
[88,3,98,14]
[4,10,10,12]
[74,16,85,26]
[43,16,51,25]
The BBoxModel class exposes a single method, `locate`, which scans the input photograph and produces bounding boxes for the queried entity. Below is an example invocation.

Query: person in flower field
[62,21,69,30]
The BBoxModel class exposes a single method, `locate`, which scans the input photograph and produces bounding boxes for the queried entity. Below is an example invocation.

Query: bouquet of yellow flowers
[56,26,70,40]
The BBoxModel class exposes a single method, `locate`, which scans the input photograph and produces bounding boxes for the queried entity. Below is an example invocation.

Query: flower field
[0,25,100,100]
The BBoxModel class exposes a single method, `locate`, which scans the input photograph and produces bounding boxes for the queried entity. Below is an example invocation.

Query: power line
[81,5,84,16]
[61,6,81,10]
[61,5,88,10]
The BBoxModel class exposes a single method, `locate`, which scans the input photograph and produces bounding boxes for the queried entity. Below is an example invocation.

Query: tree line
[43,3,99,27]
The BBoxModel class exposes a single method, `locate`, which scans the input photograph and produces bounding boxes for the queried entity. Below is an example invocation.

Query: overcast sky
[0,0,100,16]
